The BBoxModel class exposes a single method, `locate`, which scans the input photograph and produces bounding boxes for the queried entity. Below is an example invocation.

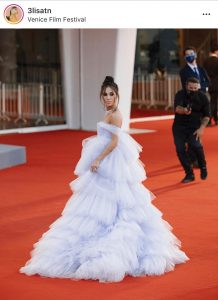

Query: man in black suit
[180,46,210,93]
[204,45,218,125]
[172,77,210,183]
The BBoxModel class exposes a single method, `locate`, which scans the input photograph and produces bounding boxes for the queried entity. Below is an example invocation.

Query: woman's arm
[91,113,121,172]
[91,133,118,172]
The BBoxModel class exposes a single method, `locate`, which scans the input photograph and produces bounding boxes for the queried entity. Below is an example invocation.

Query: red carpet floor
[130,106,174,118]
[0,120,218,300]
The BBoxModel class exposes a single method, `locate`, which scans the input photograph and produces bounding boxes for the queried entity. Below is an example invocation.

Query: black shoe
[181,174,195,183]
[200,167,208,180]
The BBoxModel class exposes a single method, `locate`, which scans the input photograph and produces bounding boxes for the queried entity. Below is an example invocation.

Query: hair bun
[103,76,114,84]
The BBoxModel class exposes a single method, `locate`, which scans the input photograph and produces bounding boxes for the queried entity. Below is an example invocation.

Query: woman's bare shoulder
[109,110,122,127]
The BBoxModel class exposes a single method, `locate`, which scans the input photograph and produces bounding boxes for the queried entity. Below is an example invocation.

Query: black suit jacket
[204,56,218,92]
[179,64,210,93]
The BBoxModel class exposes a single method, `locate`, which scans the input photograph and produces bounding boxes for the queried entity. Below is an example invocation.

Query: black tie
[193,67,200,79]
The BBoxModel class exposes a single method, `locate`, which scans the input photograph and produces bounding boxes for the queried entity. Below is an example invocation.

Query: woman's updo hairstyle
[100,76,119,102]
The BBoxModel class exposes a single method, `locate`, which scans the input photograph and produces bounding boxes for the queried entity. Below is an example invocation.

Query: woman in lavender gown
[20,76,189,282]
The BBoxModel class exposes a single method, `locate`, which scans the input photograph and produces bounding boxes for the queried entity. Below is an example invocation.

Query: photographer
[172,77,210,183]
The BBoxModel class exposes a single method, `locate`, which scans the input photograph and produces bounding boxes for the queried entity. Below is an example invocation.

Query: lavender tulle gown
[20,121,189,282]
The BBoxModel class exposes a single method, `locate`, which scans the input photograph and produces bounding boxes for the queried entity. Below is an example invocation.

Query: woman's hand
[91,159,101,172]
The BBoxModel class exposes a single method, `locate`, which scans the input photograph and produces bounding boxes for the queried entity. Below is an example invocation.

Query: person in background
[172,77,210,183]
[180,46,210,93]
[154,63,167,80]
[204,44,218,126]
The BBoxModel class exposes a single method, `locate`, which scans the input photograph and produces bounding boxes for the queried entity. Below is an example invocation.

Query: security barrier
[132,72,181,110]
[0,83,65,126]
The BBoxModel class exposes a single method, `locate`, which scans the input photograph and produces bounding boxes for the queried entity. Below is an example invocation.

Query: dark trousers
[172,125,207,175]
[187,146,197,164]
[209,92,218,122]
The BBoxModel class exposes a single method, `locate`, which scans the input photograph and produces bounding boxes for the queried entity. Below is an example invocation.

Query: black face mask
[187,90,197,98]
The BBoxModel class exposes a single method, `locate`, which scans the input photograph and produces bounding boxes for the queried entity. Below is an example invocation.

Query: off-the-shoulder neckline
[98,121,122,129]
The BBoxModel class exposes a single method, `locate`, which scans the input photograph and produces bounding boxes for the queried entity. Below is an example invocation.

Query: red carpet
[0,120,218,300]
[130,106,174,118]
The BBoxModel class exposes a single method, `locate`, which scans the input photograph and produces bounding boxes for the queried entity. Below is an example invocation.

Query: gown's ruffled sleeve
[97,121,121,136]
